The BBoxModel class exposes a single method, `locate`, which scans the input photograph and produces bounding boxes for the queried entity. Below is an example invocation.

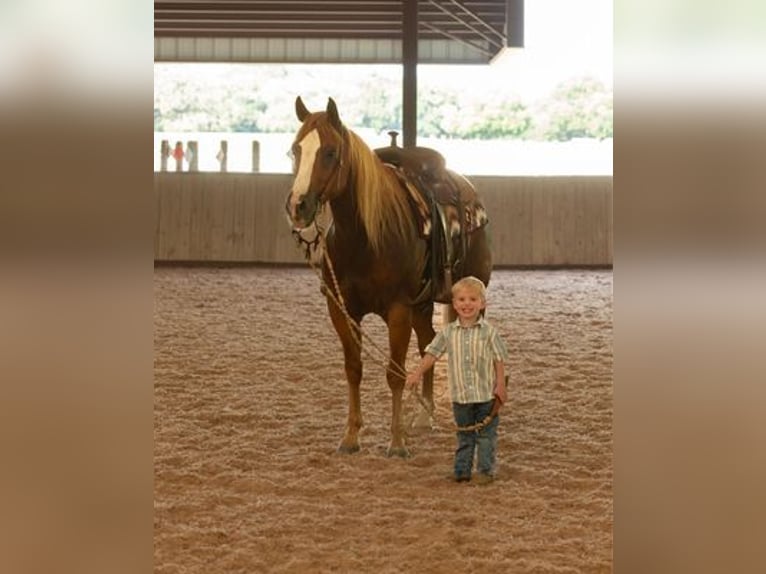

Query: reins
[292,215,500,434]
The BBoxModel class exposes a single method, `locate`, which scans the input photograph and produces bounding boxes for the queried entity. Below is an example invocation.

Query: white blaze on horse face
[289,129,321,217]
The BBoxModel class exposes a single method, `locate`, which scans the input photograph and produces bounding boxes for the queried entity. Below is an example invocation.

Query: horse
[285,96,492,457]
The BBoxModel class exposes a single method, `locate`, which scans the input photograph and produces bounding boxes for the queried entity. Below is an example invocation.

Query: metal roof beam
[425,1,503,51]
[420,22,495,58]
[155,2,402,11]
[154,0,510,62]
[444,0,506,44]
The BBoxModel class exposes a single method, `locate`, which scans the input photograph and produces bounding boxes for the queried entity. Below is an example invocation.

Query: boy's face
[452,287,486,321]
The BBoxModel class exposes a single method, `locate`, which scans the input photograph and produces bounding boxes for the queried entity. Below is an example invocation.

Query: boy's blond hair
[451,276,487,302]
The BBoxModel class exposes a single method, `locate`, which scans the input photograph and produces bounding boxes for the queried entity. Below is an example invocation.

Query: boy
[406,276,509,484]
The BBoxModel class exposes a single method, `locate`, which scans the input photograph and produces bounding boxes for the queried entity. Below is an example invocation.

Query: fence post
[173,141,184,172]
[160,140,170,171]
[252,140,260,173]
[217,140,228,173]
[186,141,198,172]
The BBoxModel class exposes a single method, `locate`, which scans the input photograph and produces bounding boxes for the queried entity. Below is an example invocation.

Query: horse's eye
[323,148,338,164]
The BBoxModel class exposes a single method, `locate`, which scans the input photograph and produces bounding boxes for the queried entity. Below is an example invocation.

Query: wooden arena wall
[154,173,612,267]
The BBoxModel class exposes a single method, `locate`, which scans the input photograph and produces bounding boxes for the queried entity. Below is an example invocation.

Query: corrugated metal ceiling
[154,1,518,63]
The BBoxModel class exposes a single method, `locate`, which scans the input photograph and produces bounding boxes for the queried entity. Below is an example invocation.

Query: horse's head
[285,96,350,230]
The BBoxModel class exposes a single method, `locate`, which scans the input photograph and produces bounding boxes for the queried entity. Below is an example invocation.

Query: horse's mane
[345,129,417,253]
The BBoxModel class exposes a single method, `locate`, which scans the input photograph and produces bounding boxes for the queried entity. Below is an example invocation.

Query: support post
[173,141,184,172]
[160,140,169,172]
[402,0,418,148]
[218,140,228,173]
[186,141,198,172]
[507,0,525,48]
[252,140,260,173]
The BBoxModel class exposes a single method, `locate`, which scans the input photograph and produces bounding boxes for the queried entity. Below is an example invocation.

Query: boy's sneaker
[449,473,471,483]
[474,473,494,486]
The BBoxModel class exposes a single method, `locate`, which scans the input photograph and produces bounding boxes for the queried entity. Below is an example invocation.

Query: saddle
[374,132,488,304]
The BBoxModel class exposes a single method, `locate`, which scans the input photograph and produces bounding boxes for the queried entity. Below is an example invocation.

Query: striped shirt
[425,317,509,404]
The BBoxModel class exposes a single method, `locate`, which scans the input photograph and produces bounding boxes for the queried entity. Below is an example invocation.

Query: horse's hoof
[386,445,411,459]
[337,443,361,454]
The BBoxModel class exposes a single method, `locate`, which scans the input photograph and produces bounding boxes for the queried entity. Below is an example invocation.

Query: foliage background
[154,64,612,142]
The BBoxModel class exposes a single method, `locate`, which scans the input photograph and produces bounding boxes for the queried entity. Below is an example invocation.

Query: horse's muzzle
[285,189,320,229]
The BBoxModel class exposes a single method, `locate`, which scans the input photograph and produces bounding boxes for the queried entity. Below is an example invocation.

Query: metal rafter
[154,0,510,61]
[425,0,503,51]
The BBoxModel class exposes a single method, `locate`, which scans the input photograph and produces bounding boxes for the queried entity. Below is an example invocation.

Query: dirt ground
[154,266,613,573]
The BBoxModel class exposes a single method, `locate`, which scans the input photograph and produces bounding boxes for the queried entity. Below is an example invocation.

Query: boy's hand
[405,372,420,389]
[494,381,508,405]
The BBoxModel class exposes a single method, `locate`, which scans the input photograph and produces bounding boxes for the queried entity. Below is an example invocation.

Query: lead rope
[292,216,499,433]
[292,217,414,381]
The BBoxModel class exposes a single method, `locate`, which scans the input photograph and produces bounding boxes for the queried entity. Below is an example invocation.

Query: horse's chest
[337,267,404,313]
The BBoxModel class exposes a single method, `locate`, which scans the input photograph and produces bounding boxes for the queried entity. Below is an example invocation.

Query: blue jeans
[452,400,498,479]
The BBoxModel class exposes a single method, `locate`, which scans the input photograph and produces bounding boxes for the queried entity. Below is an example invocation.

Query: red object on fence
[172,142,184,161]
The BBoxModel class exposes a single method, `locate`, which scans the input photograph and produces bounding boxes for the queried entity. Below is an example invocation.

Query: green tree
[417,87,462,137]
[415,86,533,140]
[457,98,532,139]
[154,65,612,141]
[537,76,613,141]
[353,79,402,133]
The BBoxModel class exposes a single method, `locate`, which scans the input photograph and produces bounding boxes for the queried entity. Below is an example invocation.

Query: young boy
[406,276,509,484]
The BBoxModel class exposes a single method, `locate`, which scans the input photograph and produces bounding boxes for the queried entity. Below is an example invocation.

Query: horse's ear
[326,98,343,132]
[295,96,310,122]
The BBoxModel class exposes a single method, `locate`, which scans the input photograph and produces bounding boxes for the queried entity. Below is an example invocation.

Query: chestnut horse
[285,97,491,457]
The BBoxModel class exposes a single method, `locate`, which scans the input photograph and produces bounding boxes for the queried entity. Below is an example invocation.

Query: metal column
[402,0,418,148]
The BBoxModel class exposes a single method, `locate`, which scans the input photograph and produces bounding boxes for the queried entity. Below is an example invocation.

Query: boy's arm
[493,360,507,404]
[405,353,437,388]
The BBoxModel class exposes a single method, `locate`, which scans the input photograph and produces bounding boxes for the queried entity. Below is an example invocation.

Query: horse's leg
[412,303,436,429]
[456,228,491,319]
[385,301,413,458]
[441,302,456,325]
[326,299,364,454]
[461,227,493,288]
